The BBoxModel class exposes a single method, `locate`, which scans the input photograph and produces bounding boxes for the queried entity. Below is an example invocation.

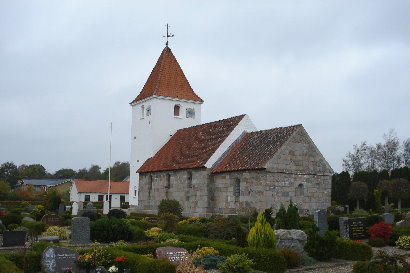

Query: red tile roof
[212,125,301,173]
[130,47,203,104]
[74,180,129,194]
[137,115,246,173]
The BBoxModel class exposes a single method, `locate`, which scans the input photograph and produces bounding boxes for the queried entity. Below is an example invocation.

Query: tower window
[134,186,137,197]
[295,183,304,196]
[166,173,171,189]
[174,105,180,117]
[146,106,151,116]
[141,105,145,118]
[187,171,192,188]
[234,178,240,197]
[148,175,153,199]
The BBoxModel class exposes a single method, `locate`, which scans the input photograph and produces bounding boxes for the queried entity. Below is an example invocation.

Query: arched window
[141,105,145,118]
[174,105,180,117]
[187,171,193,188]
[148,175,153,199]
[234,178,241,197]
[166,173,171,189]
[295,183,304,196]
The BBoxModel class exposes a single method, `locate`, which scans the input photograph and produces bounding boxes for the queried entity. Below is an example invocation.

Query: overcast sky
[0,1,409,173]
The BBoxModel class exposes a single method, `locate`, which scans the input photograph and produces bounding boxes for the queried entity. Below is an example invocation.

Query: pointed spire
[131,47,203,104]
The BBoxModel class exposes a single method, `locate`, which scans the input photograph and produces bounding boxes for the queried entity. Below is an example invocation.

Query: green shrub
[0,256,23,273]
[158,199,182,217]
[365,214,383,227]
[7,223,20,230]
[121,202,130,209]
[368,237,387,247]
[0,223,5,233]
[206,216,241,240]
[108,209,127,219]
[21,220,46,235]
[247,213,276,248]
[218,253,253,273]
[31,241,54,253]
[43,226,68,240]
[129,225,148,242]
[81,210,99,221]
[275,201,300,229]
[91,218,131,243]
[128,212,158,220]
[263,207,275,227]
[31,205,45,221]
[43,189,61,212]
[159,213,178,232]
[155,232,177,243]
[2,212,22,227]
[128,219,156,230]
[279,248,300,269]
[334,238,372,261]
[176,222,206,237]
[2,251,42,273]
[352,209,369,215]
[300,255,317,266]
[304,227,337,261]
[389,227,410,246]
[61,211,72,226]
[193,254,225,270]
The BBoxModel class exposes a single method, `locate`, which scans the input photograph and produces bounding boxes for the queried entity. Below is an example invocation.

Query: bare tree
[343,142,369,173]
[349,181,368,210]
[403,138,410,167]
[376,129,401,171]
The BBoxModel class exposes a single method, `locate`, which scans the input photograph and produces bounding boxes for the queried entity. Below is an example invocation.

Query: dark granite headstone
[144,217,158,224]
[71,217,90,244]
[156,246,188,265]
[2,230,27,246]
[95,266,108,273]
[58,204,65,215]
[314,209,328,235]
[41,214,62,226]
[348,217,367,240]
[42,246,86,273]
[86,202,94,210]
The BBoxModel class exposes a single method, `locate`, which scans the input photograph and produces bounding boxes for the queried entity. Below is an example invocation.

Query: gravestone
[2,230,27,247]
[39,236,60,243]
[78,201,84,210]
[58,203,65,215]
[72,202,79,216]
[144,217,158,224]
[96,266,108,273]
[381,213,394,224]
[103,200,109,215]
[0,207,7,217]
[86,202,94,210]
[339,217,349,238]
[275,229,307,254]
[71,217,91,244]
[41,214,61,226]
[348,217,367,240]
[42,246,86,273]
[22,216,35,222]
[314,209,328,235]
[156,246,188,265]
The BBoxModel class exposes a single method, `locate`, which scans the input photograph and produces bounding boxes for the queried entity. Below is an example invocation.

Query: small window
[120,195,125,203]
[234,178,240,197]
[98,195,104,202]
[148,175,153,190]
[174,105,180,116]
[141,105,145,118]
[187,171,193,188]
[85,195,90,202]
[134,186,137,197]
[146,106,151,116]
[295,184,304,197]
[166,173,171,189]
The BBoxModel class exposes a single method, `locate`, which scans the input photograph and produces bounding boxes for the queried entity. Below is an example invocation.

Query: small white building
[70,179,129,208]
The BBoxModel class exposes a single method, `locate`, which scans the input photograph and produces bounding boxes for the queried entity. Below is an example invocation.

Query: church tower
[129,46,203,206]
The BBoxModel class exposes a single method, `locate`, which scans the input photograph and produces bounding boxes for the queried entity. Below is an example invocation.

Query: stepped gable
[212,125,301,173]
[138,115,246,173]
[130,46,203,104]
[74,179,129,194]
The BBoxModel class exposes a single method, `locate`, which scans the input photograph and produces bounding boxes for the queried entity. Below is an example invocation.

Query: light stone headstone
[95,266,108,273]
[339,217,349,238]
[381,213,394,224]
[103,201,109,215]
[71,217,90,244]
[22,216,35,222]
[72,202,78,216]
[42,246,86,273]
[275,229,307,254]
[314,209,328,235]
[78,201,84,210]
[156,246,189,265]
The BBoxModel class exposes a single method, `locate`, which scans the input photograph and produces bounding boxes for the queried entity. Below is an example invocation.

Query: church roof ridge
[130,46,203,104]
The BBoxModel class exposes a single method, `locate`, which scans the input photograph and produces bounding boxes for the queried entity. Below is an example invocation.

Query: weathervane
[163,23,174,46]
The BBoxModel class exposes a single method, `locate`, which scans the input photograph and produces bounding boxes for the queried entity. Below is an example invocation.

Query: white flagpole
[107,122,112,203]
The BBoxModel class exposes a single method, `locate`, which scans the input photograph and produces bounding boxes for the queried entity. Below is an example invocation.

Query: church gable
[265,126,333,175]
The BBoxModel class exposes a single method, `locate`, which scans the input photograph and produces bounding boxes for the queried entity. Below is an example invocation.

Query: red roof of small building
[211,125,301,173]
[137,115,246,173]
[130,46,203,104]
[74,180,129,194]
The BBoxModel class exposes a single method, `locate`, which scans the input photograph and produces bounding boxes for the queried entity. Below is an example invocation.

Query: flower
[114,256,128,263]
[108,265,119,273]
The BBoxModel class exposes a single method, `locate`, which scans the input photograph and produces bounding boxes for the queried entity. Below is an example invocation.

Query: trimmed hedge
[176,223,206,237]
[128,219,156,230]
[21,220,47,235]
[1,251,42,273]
[334,238,372,261]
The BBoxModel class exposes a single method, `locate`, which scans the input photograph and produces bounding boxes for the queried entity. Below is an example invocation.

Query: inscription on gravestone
[42,246,86,273]
[156,246,188,265]
[41,214,62,226]
[348,217,367,240]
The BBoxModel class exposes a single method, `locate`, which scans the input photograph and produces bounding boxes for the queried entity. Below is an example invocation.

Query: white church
[129,45,332,216]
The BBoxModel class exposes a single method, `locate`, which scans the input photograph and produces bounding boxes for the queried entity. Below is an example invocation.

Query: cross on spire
[163,23,174,47]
